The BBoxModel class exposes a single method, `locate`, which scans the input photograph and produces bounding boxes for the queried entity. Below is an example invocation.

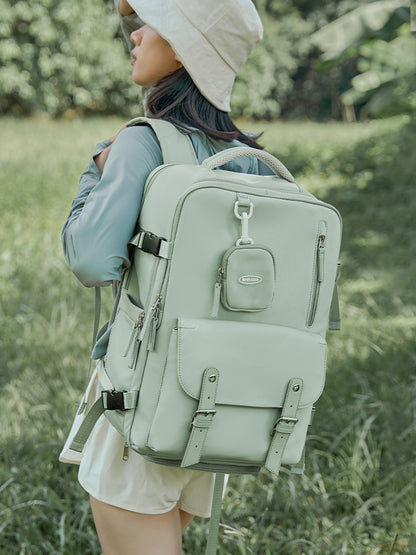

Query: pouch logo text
[238,274,263,285]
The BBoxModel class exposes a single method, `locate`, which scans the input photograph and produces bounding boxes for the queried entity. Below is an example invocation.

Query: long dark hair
[146,67,264,149]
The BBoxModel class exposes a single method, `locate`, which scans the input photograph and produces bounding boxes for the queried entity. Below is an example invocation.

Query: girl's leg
[90,495,191,555]
[179,508,194,532]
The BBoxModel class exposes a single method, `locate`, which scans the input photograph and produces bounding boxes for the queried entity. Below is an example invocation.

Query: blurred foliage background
[0,0,414,120]
[1,1,415,552]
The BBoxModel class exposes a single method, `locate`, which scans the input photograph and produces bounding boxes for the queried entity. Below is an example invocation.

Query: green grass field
[0,115,415,554]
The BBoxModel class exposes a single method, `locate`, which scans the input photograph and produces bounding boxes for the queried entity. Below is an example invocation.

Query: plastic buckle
[234,201,254,245]
[102,390,126,411]
[234,200,253,220]
[141,232,162,256]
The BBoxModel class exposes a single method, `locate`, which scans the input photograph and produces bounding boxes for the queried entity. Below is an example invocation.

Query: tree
[311,0,415,119]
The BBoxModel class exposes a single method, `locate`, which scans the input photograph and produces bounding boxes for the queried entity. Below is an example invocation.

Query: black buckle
[141,232,162,256]
[102,390,126,411]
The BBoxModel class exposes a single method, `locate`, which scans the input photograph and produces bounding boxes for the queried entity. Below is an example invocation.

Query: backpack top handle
[202,146,296,184]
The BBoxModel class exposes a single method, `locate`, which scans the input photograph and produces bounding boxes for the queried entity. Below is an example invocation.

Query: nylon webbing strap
[70,397,105,452]
[125,116,198,165]
[290,406,315,474]
[77,287,102,414]
[70,390,139,452]
[181,368,219,468]
[93,287,101,347]
[265,377,303,476]
[205,473,225,555]
[86,286,101,371]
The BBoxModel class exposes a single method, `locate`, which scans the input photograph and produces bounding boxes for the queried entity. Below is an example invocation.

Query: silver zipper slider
[122,442,129,461]
[136,312,145,336]
[318,235,326,283]
[138,296,158,343]
[211,267,224,318]
[123,312,144,358]
[148,294,162,351]
[151,294,162,320]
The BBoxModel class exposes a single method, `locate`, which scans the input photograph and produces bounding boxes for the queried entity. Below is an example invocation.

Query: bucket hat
[125,0,263,112]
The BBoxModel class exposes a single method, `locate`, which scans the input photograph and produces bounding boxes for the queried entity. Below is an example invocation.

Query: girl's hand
[93,127,126,174]
[119,0,134,16]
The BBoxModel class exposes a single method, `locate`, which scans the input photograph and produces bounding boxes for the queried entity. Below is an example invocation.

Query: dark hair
[146,67,264,149]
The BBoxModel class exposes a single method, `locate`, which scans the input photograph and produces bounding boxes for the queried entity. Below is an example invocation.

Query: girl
[61,1,270,553]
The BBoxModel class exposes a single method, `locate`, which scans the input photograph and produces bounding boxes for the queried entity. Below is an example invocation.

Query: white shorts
[77,415,220,518]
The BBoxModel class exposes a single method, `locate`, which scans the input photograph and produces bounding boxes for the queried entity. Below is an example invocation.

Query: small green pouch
[221,244,276,312]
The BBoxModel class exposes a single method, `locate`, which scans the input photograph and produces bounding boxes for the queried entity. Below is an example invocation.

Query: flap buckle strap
[181,368,219,468]
[265,377,303,476]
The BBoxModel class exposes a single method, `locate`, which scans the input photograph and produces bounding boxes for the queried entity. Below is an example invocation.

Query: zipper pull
[124,312,145,357]
[128,312,145,369]
[148,294,162,351]
[122,442,129,461]
[211,267,224,318]
[317,235,325,283]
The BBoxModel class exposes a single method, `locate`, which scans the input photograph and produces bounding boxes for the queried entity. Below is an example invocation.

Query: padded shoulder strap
[126,116,198,165]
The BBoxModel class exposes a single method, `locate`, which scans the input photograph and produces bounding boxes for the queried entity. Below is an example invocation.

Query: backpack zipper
[125,311,145,369]
[122,442,129,461]
[307,222,326,327]
[148,294,162,351]
[135,293,163,351]
[211,267,224,318]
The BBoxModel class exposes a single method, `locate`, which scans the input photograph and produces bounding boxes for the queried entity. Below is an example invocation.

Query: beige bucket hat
[126,0,263,112]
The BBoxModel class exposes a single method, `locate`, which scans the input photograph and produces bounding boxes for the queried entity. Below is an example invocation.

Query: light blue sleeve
[62,126,163,287]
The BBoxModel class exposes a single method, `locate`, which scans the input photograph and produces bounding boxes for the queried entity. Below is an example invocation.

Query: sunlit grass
[0,116,414,554]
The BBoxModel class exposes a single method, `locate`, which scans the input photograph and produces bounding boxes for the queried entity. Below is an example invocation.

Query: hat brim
[127,0,234,111]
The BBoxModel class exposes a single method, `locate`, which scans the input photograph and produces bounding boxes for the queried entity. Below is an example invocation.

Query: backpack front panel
[120,170,341,471]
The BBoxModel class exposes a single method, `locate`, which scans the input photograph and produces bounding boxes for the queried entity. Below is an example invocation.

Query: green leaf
[311,0,410,61]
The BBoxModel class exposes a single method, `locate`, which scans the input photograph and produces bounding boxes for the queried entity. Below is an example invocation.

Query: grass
[0,114,415,554]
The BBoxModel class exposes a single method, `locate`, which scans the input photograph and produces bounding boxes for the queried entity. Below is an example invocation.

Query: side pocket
[104,292,145,391]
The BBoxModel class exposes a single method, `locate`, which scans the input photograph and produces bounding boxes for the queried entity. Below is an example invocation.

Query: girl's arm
[62,126,163,287]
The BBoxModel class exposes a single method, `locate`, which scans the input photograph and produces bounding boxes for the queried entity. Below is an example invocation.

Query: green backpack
[71,117,342,553]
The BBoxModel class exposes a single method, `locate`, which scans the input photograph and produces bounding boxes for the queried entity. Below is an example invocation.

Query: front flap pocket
[221,244,275,312]
[177,317,326,409]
